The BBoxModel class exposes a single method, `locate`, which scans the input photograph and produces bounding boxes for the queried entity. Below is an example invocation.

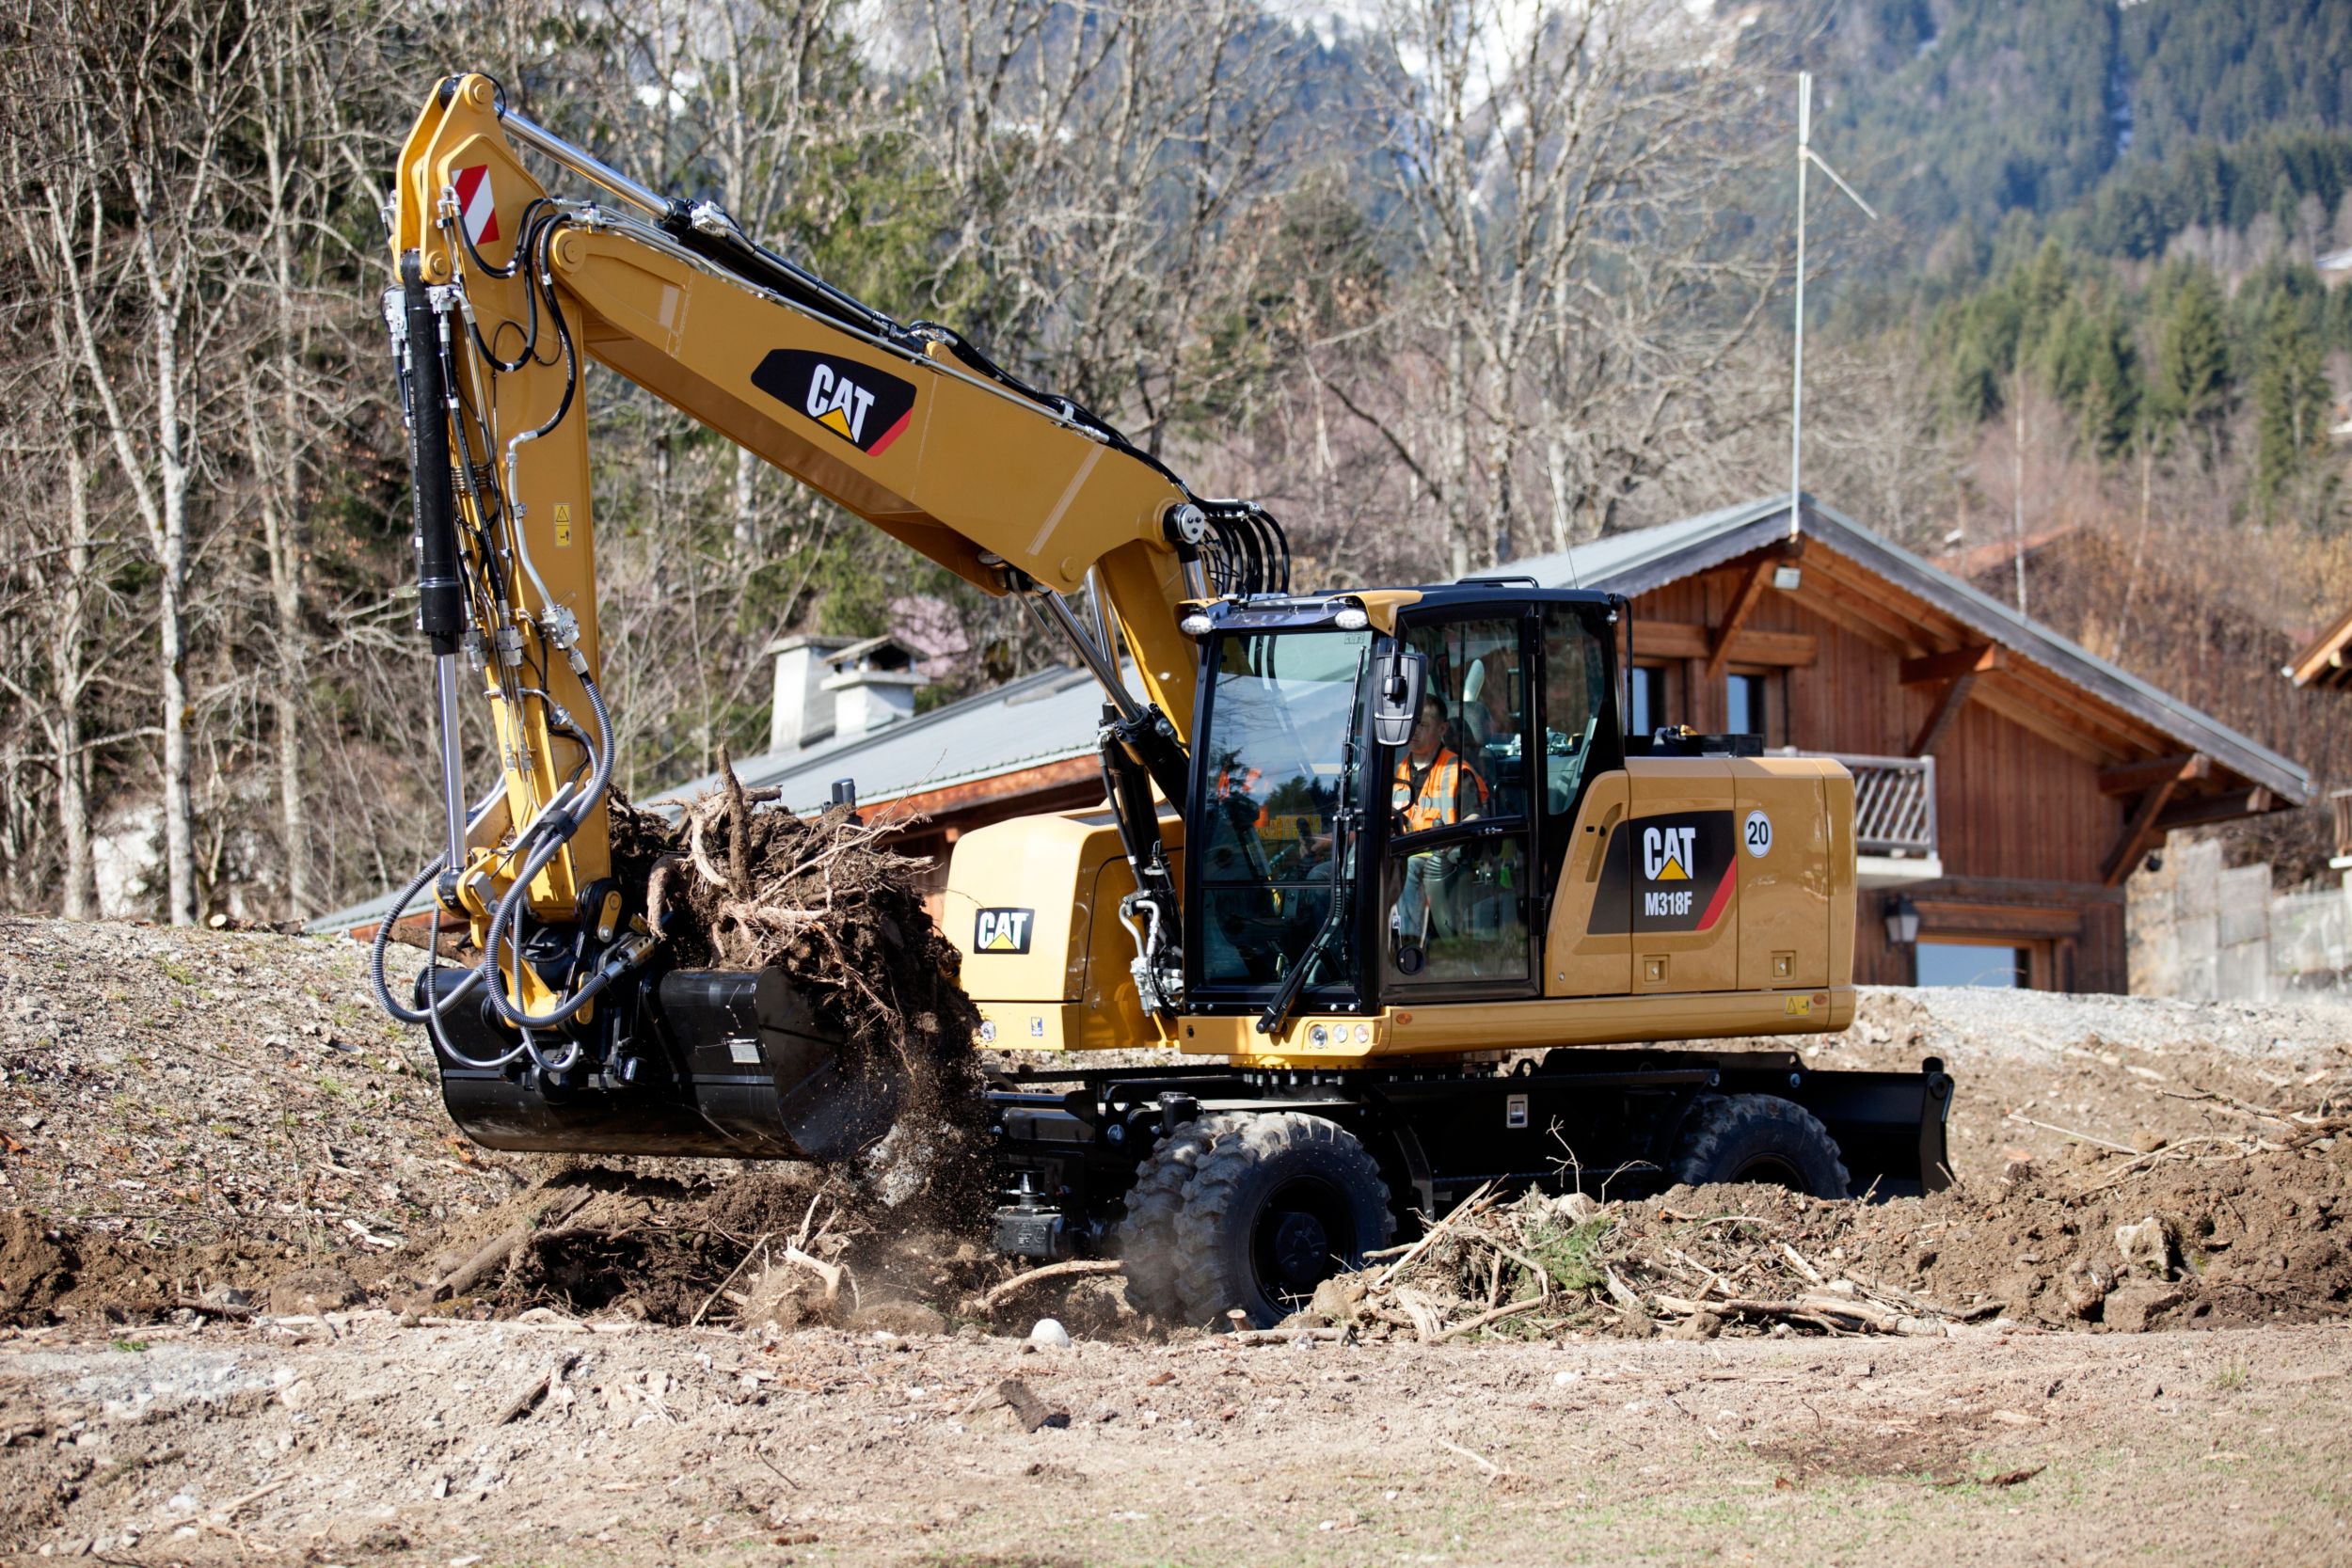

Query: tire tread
[1668,1092,1851,1198]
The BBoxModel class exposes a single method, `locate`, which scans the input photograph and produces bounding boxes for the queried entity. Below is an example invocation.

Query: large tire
[1117,1121,1215,1320]
[1171,1112,1395,1330]
[1668,1093,1851,1198]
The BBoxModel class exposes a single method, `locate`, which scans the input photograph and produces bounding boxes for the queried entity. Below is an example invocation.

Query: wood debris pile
[607,759,988,1207]
[1279,1183,1998,1344]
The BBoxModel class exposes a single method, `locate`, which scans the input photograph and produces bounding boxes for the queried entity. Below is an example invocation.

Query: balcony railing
[1841,752,1938,858]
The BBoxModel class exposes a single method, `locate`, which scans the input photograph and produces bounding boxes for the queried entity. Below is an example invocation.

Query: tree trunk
[56,444,97,920]
[151,297,197,926]
[254,69,313,917]
[1443,325,1471,581]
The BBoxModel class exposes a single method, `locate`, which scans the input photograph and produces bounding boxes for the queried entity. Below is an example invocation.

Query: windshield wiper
[1258,650,1366,1038]
[1255,861,1348,1037]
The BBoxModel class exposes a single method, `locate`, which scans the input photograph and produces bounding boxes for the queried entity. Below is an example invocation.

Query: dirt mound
[609,770,988,1214]
[1291,1112,2349,1342]
[1836,1139,2352,1332]
[0,1208,392,1325]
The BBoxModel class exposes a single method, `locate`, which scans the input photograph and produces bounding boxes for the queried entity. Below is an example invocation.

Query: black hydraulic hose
[472,666,616,1032]
[369,856,452,1026]
[499,216,581,451]
[366,854,517,1069]
[674,220,906,346]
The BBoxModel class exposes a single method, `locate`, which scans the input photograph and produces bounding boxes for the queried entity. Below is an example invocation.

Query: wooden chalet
[1510,496,2309,991]
[2286,605,2352,865]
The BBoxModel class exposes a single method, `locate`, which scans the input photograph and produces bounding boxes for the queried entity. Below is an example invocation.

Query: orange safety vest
[1392,748,1487,833]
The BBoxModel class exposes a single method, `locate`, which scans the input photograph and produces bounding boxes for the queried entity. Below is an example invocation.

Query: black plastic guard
[424,965,898,1163]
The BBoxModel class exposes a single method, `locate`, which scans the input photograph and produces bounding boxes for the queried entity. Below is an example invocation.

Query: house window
[1627,664,1668,737]
[1914,939,2030,989]
[1724,668,1783,744]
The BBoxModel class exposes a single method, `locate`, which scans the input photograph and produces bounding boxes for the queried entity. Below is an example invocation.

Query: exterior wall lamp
[1883,894,1921,946]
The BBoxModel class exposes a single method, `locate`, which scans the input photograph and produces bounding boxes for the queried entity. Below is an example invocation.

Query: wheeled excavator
[373,74,1951,1327]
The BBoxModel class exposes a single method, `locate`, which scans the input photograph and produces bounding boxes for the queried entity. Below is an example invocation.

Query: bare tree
[26,0,258,924]
[1319,0,1784,574]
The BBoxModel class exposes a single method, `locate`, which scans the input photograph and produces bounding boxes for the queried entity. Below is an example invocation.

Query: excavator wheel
[1171,1112,1394,1330]
[1116,1121,1216,1320]
[1668,1093,1852,1199]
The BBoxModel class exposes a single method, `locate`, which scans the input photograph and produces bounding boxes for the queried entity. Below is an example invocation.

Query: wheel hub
[1267,1209,1330,1291]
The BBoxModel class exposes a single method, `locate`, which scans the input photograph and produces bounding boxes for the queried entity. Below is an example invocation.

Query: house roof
[307,661,1114,936]
[2287,603,2352,691]
[1517,494,2308,803]
[645,661,1111,817]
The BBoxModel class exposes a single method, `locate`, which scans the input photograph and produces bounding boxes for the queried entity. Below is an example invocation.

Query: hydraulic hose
[365,852,528,1073]
[368,856,453,1027]
[472,663,617,1033]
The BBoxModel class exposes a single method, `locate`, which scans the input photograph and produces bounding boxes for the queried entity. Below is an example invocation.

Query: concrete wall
[2129,835,2352,1000]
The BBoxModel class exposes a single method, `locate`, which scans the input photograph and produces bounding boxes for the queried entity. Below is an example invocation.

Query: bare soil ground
[3,916,2350,1565]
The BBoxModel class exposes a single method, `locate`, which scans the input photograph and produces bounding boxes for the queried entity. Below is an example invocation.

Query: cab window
[1541,605,1609,818]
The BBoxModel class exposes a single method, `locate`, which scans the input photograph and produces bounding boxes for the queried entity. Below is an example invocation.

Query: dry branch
[974,1259,1122,1312]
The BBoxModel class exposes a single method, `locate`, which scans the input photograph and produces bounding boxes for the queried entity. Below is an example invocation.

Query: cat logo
[750,349,917,455]
[974,908,1035,955]
[1587,812,1737,936]
[1643,824,1696,882]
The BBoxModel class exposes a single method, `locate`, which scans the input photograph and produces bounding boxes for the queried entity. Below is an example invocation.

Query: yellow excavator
[372,74,1949,1326]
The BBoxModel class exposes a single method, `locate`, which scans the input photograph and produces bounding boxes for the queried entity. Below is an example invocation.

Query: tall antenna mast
[1788,71,1878,538]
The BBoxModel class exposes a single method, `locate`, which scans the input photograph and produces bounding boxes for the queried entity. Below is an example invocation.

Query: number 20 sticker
[1743,810,1773,858]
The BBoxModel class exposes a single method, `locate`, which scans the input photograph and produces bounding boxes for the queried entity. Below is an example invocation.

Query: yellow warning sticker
[1784,995,1813,1017]
[554,503,574,546]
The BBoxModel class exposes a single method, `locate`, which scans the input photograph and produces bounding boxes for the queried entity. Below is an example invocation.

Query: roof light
[1179,611,1214,637]
[1333,604,1370,631]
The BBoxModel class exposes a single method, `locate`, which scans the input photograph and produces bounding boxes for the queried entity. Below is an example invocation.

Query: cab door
[1543,771,1632,996]
[1535,603,1630,996]
[1376,611,1537,1001]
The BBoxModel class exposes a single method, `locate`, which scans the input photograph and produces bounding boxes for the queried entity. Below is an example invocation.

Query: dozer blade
[424,966,898,1163]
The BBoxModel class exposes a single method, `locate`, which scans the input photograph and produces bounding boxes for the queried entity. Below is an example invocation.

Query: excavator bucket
[423,966,898,1163]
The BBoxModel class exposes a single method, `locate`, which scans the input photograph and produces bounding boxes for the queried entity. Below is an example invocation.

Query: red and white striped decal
[453,164,499,248]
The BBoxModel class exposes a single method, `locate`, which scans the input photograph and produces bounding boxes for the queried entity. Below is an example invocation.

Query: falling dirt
[388,1164,1016,1334]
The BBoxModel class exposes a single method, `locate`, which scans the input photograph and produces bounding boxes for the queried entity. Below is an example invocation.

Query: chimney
[820,635,929,742]
[766,633,855,754]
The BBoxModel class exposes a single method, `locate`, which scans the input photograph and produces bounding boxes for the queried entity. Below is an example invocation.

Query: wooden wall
[1631,562,2135,993]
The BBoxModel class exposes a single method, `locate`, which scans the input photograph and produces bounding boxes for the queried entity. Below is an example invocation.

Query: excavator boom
[371,73,1274,1150]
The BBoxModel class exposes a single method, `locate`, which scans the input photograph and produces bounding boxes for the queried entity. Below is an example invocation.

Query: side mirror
[1371,650,1427,748]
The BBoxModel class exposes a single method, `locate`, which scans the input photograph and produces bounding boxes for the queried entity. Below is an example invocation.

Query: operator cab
[1180,586,1625,1022]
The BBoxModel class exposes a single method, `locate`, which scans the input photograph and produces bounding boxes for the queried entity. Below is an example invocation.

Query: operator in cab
[1391,690,1489,958]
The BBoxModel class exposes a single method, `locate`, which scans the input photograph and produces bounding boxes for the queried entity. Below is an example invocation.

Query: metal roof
[306,661,1116,936]
[645,660,1112,816]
